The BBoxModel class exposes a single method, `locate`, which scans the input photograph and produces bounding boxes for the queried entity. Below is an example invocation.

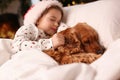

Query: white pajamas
[12,23,69,53]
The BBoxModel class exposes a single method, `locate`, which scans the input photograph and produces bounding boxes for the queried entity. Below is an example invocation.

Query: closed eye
[49,16,61,25]
[49,18,60,25]
[83,39,90,45]
[49,18,56,22]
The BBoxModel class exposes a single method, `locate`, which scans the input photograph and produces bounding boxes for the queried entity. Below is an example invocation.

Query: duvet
[0,38,120,80]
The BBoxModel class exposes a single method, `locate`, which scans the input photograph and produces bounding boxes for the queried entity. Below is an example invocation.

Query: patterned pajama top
[12,23,69,53]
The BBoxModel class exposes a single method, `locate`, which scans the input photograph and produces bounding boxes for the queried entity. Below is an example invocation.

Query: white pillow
[0,39,13,66]
[91,39,120,80]
[63,0,120,48]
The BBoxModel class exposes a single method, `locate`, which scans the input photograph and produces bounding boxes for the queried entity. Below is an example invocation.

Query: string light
[67,4,71,6]
[72,1,76,5]
[58,0,98,7]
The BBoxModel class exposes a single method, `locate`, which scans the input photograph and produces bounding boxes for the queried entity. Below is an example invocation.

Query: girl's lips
[51,27,57,31]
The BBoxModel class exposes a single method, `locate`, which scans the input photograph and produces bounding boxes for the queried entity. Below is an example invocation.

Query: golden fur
[43,23,105,65]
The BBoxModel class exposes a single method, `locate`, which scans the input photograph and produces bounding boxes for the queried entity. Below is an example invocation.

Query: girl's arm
[12,24,53,53]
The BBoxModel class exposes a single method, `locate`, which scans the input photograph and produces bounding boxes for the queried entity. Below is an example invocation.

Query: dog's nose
[96,48,106,54]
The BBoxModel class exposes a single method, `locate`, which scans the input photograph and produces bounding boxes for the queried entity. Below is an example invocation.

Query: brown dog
[43,23,105,65]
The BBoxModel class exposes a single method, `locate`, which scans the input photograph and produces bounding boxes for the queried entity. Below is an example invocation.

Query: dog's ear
[76,33,85,53]
[72,23,86,53]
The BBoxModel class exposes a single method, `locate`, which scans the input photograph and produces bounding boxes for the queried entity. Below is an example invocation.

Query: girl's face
[37,8,62,36]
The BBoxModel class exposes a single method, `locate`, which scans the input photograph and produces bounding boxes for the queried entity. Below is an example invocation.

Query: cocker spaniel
[43,23,105,65]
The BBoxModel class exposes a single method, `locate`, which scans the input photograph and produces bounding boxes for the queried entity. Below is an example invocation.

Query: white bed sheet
[0,39,120,80]
[0,41,96,80]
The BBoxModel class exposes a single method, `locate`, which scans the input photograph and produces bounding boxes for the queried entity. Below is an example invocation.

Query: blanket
[0,39,120,80]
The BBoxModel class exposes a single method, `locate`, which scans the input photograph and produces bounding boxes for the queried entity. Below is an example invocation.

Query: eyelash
[50,18,55,21]
[49,18,60,25]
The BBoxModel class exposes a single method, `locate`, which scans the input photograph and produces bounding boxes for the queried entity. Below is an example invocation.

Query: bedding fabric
[0,39,13,66]
[63,0,120,48]
[0,39,120,80]
[91,39,120,80]
[0,49,96,80]
[0,0,120,80]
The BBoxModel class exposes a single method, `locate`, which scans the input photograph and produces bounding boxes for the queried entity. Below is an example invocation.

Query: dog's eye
[83,40,90,45]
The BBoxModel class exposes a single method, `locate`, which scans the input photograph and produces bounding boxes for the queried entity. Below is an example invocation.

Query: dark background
[0,0,98,39]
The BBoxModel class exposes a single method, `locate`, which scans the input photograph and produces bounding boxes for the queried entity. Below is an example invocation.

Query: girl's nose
[54,22,59,27]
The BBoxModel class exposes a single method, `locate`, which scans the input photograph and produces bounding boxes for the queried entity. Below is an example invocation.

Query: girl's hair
[40,5,63,21]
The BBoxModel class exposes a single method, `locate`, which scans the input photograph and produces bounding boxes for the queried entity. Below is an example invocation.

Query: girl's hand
[51,33,65,49]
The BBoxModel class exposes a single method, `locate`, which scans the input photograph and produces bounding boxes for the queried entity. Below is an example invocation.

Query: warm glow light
[67,4,71,6]
[72,1,76,5]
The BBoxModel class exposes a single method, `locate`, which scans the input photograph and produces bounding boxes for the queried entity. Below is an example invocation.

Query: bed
[0,0,120,80]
